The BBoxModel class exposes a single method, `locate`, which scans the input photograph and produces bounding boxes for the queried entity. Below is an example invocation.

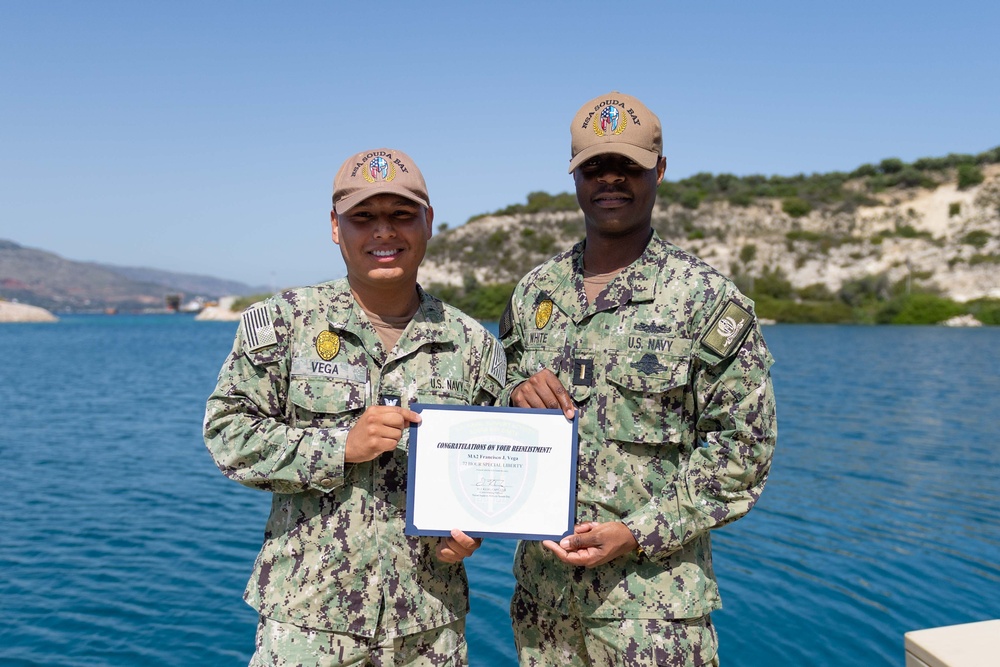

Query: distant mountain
[0,240,265,312]
[92,264,268,302]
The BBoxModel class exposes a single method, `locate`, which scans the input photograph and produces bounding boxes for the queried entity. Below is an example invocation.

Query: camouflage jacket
[204,279,505,637]
[499,233,776,619]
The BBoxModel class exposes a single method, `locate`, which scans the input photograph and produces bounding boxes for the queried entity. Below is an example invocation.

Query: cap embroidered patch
[701,300,753,358]
[535,299,553,329]
[364,156,396,183]
[595,106,627,137]
[316,330,340,361]
[242,305,277,352]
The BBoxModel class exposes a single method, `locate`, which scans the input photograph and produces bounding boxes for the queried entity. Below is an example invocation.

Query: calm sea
[1,316,997,666]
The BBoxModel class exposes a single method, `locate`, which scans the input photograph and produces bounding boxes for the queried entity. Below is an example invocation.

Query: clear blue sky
[2,1,997,289]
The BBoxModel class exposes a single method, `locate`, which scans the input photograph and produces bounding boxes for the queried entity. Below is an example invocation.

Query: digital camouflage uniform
[205,278,505,652]
[499,233,776,664]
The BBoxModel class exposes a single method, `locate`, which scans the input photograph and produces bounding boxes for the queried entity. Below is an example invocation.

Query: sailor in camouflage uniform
[499,93,777,666]
[205,148,505,666]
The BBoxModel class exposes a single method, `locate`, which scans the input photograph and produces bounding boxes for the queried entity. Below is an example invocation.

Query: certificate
[405,404,578,540]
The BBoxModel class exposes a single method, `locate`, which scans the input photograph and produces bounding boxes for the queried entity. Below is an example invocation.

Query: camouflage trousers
[248,615,468,667]
[511,586,719,667]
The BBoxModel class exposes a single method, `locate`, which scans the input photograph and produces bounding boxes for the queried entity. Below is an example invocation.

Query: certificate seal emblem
[535,299,553,330]
[449,419,538,523]
[316,331,340,361]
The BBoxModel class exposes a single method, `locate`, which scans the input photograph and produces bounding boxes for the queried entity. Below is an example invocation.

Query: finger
[399,407,422,425]
[449,529,480,554]
[436,542,461,563]
[560,550,603,568]
[534,372,576,417]
[560,531,599,552]
[542,540,599,567]
[371,406,421,428]
[541,539,569,559]
[512,383,549,409]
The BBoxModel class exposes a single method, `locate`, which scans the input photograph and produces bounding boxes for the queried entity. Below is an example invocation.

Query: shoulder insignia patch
[487,337,506,385]
[701,299,753,358]
[241,304,277,352]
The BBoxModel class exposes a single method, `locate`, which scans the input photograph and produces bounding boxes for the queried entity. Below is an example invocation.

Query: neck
[582,227,652,275]
[349,283,420,320]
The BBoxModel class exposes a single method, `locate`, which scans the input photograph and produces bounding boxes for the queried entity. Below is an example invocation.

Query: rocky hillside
[420,164,1000,304]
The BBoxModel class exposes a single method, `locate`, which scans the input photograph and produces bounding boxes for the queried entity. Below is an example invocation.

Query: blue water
[1,316,998,666]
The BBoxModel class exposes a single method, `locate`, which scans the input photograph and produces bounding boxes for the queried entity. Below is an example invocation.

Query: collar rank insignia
[572,358,594,386]
[316,330,340,361]
[535,299,554,330]
[241,305,277,352]
[702,299,753,358]
[631,353,670,375]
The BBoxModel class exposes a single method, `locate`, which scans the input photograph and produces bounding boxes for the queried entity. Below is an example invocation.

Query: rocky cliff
[419,165,1000,304]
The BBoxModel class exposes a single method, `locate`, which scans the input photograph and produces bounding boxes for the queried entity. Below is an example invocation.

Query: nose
[372,217,396,237]
[597,162,626,183]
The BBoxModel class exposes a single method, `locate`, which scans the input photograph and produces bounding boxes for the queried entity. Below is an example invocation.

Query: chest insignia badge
[316,330,340,361]
[535,299,553,330]
[631,353,670,375]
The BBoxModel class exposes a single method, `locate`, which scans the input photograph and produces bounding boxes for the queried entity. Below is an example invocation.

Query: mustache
[592,188,632,198]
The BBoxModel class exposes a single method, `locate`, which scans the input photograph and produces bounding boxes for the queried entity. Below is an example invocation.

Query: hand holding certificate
[405,404,578,540]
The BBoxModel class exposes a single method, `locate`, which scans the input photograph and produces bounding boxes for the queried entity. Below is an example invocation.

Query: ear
[424,205,434,239]
[655,156,667,184]
[330,210,341,245]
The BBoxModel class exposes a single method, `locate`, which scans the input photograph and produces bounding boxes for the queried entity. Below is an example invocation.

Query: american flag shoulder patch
[241,304,278,352]
[487,337,506,385]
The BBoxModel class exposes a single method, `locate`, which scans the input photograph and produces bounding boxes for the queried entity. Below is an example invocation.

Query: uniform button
[319,478,334,488]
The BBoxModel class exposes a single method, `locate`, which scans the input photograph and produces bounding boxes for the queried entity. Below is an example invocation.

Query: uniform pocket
[288,378,365,428]
[605,355,690,445]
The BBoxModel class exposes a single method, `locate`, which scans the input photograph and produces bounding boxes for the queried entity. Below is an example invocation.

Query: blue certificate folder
[405,403,579,541]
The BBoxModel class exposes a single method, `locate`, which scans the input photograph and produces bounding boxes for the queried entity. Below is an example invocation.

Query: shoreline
[0,301,58,323]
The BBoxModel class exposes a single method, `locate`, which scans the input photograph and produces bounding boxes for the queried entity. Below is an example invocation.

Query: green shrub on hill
[958,164,985,190]
[964,298,1000,325]
[875,293,964,325]
[753,296,854,323]
[479,191,579,218]
[642,146,998,219]
[425,277,515,321]
[782,197,812,218]
[231,293,272,311]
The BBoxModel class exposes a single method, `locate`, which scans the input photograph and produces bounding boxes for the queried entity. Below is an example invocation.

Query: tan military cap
[333,148,429,214]
[568,92,662,173]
